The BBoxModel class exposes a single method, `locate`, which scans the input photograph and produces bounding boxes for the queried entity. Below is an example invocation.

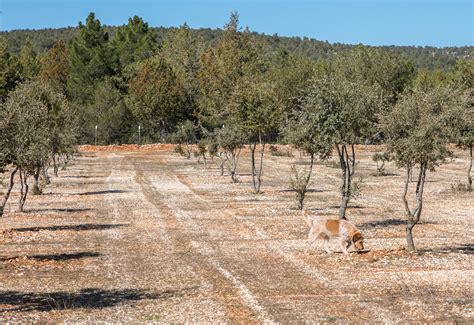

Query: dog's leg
[324,237,332,254]
[306,228,316,254]
[339,238,349,254]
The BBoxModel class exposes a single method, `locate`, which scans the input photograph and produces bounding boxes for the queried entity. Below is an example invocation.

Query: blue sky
[0,0,472,47]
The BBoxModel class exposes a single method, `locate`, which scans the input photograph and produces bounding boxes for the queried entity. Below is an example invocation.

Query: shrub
[289,164,312,210]
[269,145,293,157]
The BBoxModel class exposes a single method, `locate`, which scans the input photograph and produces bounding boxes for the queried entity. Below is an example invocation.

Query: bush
[174,144,186,157]
[372,152,389,176]
[350,176,365,200]
[289,164,312,210]
[269,145,293,157]
[450,182,472,193]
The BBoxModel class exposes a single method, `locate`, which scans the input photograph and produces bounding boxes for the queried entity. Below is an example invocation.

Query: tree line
[1,21,471,71]
[0,12,472,252]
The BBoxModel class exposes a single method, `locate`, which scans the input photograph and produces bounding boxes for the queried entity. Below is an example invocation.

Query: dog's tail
[302,208,313,227]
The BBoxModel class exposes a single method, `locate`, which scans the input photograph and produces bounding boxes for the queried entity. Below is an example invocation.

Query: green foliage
[67,13,117,102]
[269,145,293,157]
[127,55,191,139]
[0,37,21,102]
[1,24,470,72]
[174,120,198,144]
[372,152,390,175]
[450,182,472,193]
[449,57,474,150]
[173,120,197,159]
[303,67,381,145]
[226,75,278,140]
[215,125,247,155]
[88,79,134,144]
[18,39,40,81]
[0,81,51,173]
[383,84,464,170]
[197,13,260,129]
[161,23,202,124]
[383,78,467,250]
[334,46,415,106]
[112,16,157,69]
[289,164,312,210]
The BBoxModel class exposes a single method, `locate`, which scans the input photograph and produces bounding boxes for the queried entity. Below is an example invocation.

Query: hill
[1,26,471,70]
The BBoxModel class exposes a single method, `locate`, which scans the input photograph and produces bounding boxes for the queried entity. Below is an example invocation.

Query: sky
[0,0,472,47]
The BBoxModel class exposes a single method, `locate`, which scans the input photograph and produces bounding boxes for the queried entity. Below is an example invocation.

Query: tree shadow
[11,223,127,232]
[0,252,101,262]
[28,208,94,213]
[72,190,128,196]
[372,172,399,177]
[328,205,365,209]
[0,287,196,312]
[280,189,327,193]
[360,218,437,229]
[419,244,474,255]
[62,175,98,179]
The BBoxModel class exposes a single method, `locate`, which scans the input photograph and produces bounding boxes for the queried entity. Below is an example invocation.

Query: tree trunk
[306,153,315,186]
[336,144,355,220]
[18,169,29,212]
[405,162,427,252]
[0,166,19,218]
[219,154,226,176]
[250,142,257,189]
[255,135,266,193]
[250,134,266,194]
[32,166,42,195]
[402,164,412,217]
[52,154,59,177]
[42,165,51,185]
[229,149,241,183]
[468,143,473,191]
[406,222,416,251]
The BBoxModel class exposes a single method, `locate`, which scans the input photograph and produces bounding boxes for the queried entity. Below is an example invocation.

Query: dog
[304,210,364,254]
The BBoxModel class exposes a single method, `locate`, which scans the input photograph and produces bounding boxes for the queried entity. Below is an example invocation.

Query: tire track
[133,158,275,324]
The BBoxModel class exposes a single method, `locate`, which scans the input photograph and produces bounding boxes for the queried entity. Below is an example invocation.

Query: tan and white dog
[304,210,364,254]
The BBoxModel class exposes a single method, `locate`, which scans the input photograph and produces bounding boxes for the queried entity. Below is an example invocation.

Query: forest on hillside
[1,18,472,71]
[0,12,472,147]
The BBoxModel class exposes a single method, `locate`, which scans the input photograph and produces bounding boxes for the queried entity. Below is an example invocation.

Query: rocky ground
[0,144,472,323]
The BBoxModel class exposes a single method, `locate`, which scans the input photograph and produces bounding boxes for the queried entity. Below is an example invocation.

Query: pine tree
[67,12,116,102]
[19,39,40,80]
[0,37,21,101]
[112,16,157,69]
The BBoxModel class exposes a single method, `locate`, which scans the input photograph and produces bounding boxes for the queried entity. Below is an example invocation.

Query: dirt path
[1,149,472,323]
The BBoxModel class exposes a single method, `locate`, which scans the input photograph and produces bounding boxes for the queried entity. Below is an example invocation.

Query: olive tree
[450,58,474,191]
[0,81,51,215]
[227,76,278,193]
[215,125,248,183]
[283,106,333,209]
[383,83,467,251]
[174,120,198,159]
[303,68,381,219]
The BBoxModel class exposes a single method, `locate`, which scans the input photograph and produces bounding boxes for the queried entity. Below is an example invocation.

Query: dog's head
[352,232,364,251]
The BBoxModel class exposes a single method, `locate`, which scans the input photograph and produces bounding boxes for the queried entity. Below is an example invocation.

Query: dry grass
[0,145,472,323]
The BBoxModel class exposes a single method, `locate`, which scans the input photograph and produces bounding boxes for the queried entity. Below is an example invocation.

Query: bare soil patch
[0,145,472,322]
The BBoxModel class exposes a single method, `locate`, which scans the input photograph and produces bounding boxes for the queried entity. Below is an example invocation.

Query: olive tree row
[0,81,77,217]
